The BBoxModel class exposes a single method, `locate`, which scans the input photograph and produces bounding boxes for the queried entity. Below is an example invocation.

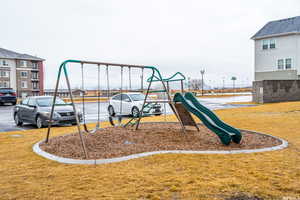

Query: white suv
[108,93,162,117]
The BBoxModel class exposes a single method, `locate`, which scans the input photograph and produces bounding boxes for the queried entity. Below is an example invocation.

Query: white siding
[297,34,300,74]
[254,35,299,74]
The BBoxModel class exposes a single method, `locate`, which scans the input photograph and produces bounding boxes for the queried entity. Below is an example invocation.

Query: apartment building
[0,47,44,97]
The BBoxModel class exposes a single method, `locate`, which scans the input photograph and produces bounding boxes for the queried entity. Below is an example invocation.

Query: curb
[33,127,289,165]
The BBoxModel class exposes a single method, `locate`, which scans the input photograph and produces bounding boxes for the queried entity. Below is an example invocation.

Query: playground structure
[45,59,242,159]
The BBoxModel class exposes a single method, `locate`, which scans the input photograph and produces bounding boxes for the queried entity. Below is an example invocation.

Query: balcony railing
[31,66,39,71]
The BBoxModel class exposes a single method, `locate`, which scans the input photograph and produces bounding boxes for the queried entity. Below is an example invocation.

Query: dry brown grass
[197,94,251,98]
[226,101,258,105]
[1,102,300,199]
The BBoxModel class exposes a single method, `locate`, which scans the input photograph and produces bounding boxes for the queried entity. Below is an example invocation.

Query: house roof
[251,16,300,40]
[0,47,45,61]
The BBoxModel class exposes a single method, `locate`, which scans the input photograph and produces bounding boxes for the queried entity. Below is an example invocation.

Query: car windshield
[36,97,66,107]
[129,94,145,101]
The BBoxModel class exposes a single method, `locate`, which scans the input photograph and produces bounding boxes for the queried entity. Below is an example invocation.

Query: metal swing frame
[80,63,102,134]
[45,59,185,159]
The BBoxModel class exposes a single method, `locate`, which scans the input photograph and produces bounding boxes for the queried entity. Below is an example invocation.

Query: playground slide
[173,93,242,145]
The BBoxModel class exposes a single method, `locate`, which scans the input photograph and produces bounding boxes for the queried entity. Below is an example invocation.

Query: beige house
[251,16,300,81]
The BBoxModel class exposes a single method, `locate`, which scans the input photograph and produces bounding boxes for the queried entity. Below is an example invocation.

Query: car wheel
[108,105,115,117]
[36,116,44,129]
[132,106,140,118]
[14,114,23,126]
[154,109,162,116]
[12,102,16,105]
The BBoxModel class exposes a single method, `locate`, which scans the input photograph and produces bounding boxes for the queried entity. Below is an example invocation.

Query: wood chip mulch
[40,123,282,160]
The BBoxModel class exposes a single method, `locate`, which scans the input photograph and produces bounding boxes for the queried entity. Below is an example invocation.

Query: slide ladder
[172,103,200,131]
[173,92,242,145]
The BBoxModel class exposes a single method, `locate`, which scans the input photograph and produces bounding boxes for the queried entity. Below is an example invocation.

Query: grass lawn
[1,102,300,199]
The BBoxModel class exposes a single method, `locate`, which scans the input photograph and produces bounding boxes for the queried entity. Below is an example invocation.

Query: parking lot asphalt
[0,95,252,133]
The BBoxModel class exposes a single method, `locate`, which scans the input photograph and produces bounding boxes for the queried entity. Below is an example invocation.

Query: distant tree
[190,79,202,90]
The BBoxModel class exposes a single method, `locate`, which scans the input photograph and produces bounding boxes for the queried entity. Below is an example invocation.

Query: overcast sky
[1,0,300,89]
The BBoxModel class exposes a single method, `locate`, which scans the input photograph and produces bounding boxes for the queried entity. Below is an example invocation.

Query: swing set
[45,59,198,158]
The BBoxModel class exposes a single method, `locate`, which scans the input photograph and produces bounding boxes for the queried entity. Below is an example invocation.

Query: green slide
[173,92,242,145]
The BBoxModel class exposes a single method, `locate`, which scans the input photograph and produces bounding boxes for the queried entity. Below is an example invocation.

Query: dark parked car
[13,96,82,128]
[0,88,17,105]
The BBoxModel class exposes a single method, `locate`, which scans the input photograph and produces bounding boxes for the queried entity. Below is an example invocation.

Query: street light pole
[140,75,143,92]
[231,76,237,93]
[222,77,225,94]
[200,70,205,96]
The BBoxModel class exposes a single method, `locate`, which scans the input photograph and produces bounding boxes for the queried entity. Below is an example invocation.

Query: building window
[20,71,28,78]
[0,71,9,77]
[270,39,276,49]
[32,82,38,89]
[278,59,284,70]
[3,81,9,88]
[2,60,9,66]
[32,62,38,69]
[285,58,292,69]
[0,81,10,88]
[262,40,269,50]
[32,72,38,79]
[20,60,27,67]
[21,81,28,88]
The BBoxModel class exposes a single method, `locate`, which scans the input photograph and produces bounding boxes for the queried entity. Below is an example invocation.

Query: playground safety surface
[40,123,282,160]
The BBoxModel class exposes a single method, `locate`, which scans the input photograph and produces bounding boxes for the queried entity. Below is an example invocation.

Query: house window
[2,60,9,66]
[21,81,28,88]
[262,40,269,50]
[0,71,9,77]
[20,60,27,67]
[285,58,292,69]
[20,71,28,78]
[278,59,284,70]
[270,39,276,49]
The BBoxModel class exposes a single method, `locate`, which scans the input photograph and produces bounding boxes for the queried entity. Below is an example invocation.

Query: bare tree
[190,79,203,90]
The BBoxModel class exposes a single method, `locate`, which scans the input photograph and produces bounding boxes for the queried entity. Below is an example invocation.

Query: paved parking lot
[0,95,252,132]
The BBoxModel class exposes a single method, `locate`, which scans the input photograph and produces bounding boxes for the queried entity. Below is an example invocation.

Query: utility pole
[231,76,237,93]
[222,77,225,93]
[140,75,143,92]
[200,70,205,96]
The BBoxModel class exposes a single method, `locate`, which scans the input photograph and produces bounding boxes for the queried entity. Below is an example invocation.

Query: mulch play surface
[40,122,282,160]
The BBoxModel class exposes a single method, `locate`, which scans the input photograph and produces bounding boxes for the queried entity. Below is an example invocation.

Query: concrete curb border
[33,123,289,165]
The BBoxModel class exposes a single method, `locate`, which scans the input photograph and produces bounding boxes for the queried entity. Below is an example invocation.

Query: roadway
[0,95,252,132]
